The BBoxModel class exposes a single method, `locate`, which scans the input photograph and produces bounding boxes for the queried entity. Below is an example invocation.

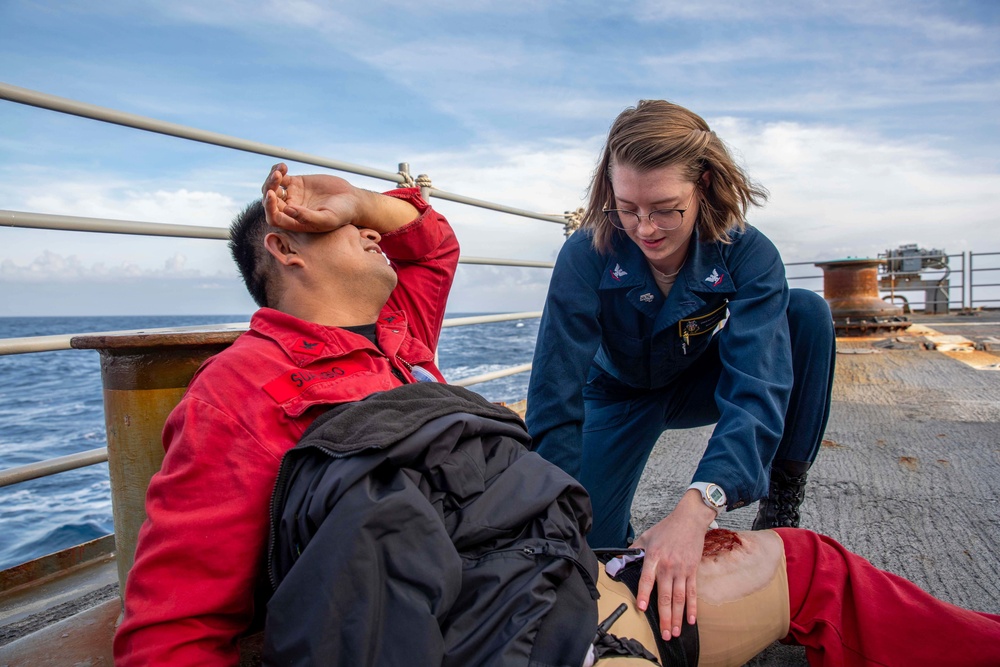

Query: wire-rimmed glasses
[603,207,688,232]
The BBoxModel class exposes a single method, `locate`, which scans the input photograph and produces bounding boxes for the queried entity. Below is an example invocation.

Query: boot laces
[770,472,807,527]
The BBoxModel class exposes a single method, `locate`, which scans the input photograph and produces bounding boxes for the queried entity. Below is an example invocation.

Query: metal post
[961,252,966,310]
[71,328,243,597]
[969,251,975,309]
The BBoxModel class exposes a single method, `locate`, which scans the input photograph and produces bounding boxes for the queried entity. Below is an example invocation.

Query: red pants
[776,528,1000,667]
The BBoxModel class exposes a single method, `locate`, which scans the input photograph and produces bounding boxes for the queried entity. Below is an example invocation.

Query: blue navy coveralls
[526,225,835,547]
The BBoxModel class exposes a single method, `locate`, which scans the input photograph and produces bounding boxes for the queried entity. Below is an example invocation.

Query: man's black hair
[229,199,273,308]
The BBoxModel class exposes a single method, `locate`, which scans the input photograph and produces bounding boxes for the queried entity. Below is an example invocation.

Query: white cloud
[0,250,228,282]
[411,118,1000,273]
[18,182,236,229]
[402,139,599,262]
[449,265,551,313]
[713,117,1000,261]
[413,139,599,211]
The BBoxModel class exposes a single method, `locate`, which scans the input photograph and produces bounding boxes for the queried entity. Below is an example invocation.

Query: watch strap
[688,482,726,514]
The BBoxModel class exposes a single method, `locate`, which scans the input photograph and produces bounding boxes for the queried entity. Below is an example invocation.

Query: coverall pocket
[600,329,650,380]
[583,366,637,432]
[582,395,632,432]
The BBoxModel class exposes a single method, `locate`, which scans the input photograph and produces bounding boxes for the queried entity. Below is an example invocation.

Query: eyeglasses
[604,208,687,232]
[603,190,697,232]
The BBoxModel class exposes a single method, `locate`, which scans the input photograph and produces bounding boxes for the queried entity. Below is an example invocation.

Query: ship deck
[2,312,999,665]
[634,310,1000,665]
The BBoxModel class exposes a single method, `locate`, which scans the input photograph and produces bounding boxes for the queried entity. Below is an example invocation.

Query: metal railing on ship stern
[0,82,568,607]
[2,81,999,609]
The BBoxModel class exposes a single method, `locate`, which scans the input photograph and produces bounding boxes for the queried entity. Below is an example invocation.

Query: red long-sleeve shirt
[114,189,459,665]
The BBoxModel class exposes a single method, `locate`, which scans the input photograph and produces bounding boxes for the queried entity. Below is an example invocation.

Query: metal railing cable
[0,364,540,489]
[0,309,542,485]
[442,311,542,327]
[0,316,541,487]
[4,80,1000,573]
[0,449,109,489]
[3,81,995,493]
[0,82,566,225]
[1,209,230,239]
[0,322,252,356]
[0,82,402,184]
[2,210,560,269]
[0,312,542,356]
[452,363,532,388]
[0,84,558,489]
[0,356,537,489]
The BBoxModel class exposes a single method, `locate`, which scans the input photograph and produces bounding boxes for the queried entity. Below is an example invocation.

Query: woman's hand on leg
[632,490,716,641]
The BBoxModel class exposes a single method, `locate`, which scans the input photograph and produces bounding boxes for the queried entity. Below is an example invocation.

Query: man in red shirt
[114,164,460,665]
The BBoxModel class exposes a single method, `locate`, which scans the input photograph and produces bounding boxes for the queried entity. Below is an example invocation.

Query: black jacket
[263,383,599,667]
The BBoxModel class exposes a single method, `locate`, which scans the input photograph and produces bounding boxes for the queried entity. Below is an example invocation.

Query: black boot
[752,463,809,530]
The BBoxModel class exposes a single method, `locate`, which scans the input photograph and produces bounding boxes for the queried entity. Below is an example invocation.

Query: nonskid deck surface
[634,311,1000,665]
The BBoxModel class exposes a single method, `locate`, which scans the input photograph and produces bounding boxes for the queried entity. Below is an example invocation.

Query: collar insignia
[640,293,654,303]
[293,339,325,356]
[704,269,724,286]
[611,264,628,281]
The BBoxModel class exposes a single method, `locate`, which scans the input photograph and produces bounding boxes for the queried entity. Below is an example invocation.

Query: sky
[1,0,999,316]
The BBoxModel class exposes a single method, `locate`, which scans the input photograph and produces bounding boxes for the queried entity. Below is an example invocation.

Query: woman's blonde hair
[583,100,768,254]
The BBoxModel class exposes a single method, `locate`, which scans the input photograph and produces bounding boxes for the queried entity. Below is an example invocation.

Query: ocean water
[0,314,539,570]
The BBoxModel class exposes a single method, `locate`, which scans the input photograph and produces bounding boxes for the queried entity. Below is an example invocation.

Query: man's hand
[261,163,419,235]
[262,162,367,233]
[631,489,716,641]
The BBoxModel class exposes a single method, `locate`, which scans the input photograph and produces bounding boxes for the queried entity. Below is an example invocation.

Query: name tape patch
[263,358,371,403]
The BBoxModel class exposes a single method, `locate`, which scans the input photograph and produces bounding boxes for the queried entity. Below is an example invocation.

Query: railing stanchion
[970,251,975,310]
[963,251,967,310]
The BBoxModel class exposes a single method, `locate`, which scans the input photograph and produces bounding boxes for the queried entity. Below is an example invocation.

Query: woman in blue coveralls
[525,100,836,641]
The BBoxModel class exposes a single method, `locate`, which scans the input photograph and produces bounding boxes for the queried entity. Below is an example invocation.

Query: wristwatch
[688,482,727,514]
